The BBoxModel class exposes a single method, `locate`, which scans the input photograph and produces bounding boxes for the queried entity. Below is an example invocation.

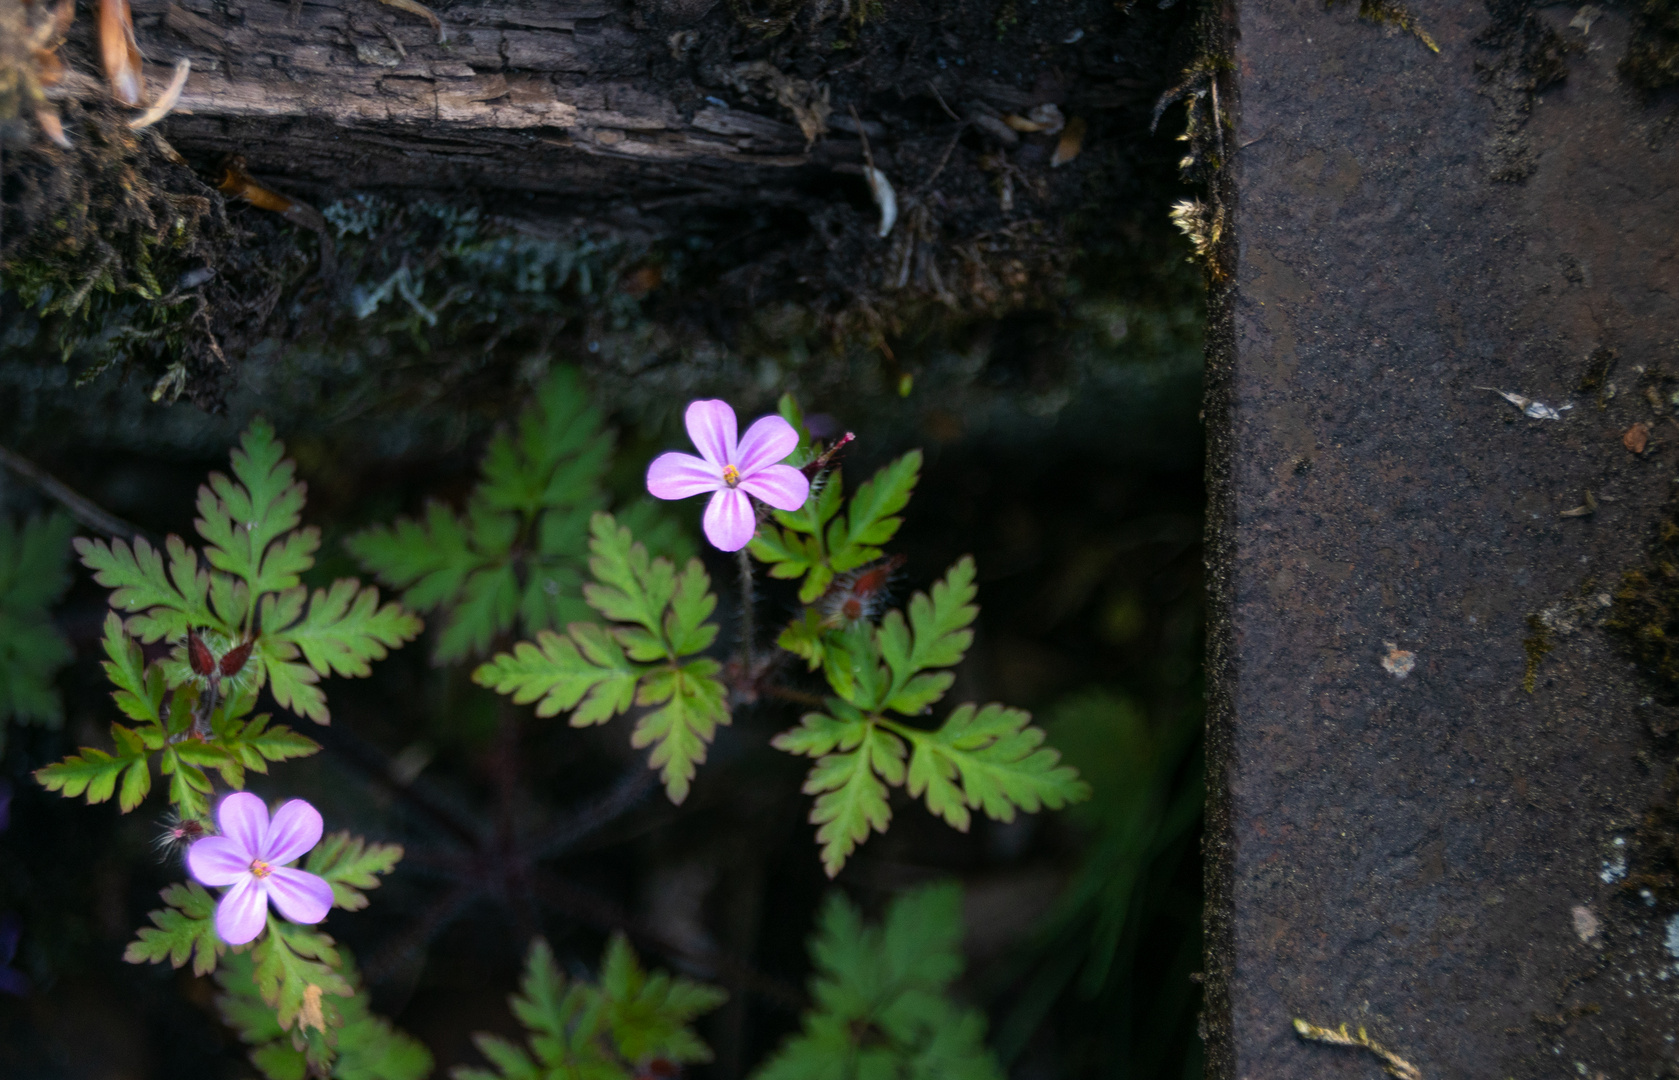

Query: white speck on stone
[1381,642,1416,679]
[1572,905,1599,942]
[1643,889,1658,907]
[1602,838,1628,883]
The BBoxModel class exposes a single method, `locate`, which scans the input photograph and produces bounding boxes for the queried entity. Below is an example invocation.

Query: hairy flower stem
[737,547,756,672]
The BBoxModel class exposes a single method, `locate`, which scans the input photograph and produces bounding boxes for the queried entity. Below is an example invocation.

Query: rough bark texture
[1210,1,1679,1078]
[100,0,1156,198]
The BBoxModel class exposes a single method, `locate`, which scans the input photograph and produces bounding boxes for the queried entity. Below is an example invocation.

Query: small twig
[737,547,757,673]
[763,684,826,708]
[1293,1019,1422,1080]
[916,128,965,197]
[363,882,482,984]
[1209,71,1225,161]
[311,721,484,847]
[376,20,407,59]
[529,768,659,861]
[0,444,147,539]
[926,80,961,123]
[849,104,876,172]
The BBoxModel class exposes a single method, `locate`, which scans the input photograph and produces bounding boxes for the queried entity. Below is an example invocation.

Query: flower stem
[737,547,756,672]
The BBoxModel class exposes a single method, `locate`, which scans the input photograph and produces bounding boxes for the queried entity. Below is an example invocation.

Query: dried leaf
[99,0,145,106]
[864,167,897,239]
[130,59,191,130]
[1050,117,1086,167]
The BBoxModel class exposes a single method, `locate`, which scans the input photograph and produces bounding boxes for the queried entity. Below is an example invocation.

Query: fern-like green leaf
[901,703,1091,833]
[878,556,977,715]
[632,658,727,806]
[599,934,728,1064]
[0,512,75,731]
[347,368,623,663]
[472,624,639,726]
[754,883,1003,1080]
[125,881,224,975]
[454,936,723,1080]
[750,452,920,605]
[34,724,153,809]
[217,948,432,1080]
[253,918,354,1037]
[479,513,727,804]
[305,831,405,911]
[77,533,226,641]
[773,705,905,878]
[77,421,420,730]
[194,419,317,599]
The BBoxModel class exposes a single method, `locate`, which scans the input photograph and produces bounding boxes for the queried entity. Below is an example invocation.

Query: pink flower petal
[265,867,334,925]
[216,792,269,860]
[188,835,254,886]
[734,415,800,477]
[739,463,810,512]
[262,799,323,865]
[646,452,722,501]
[702,488,756,551]
[684,400,738,468]
[215,874,270,945]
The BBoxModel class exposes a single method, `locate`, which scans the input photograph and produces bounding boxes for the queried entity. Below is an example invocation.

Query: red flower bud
[219,640,253,678]
[187,631,215,677]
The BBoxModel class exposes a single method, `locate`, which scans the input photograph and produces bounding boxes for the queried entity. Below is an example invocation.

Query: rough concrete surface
[1207,2,1679,1078]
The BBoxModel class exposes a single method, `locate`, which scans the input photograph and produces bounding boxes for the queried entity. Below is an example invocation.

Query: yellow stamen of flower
[250,859,272,878]
[722,464,741,487]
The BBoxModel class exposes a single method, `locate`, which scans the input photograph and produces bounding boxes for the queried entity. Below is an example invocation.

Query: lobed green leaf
[125,881,224,975]
[305,831,405,911]
[473,626,640,726]
[901,703,1091,833]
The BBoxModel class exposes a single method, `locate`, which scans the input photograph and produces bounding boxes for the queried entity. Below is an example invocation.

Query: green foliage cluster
[469,391,1087,874]
[73,420,420,723]
[753,403,1088,876]
[36,614,319,816]
[26,420,420,1078]
[756,883,1002,1080]
[37,421,421,817]
[348,369,688,663]
[126,829,408,1069]
[454,936,727,1080]
[473,512,727,804]
[749,400,919,609]
[218,949,432,1080]
[0,511,74,744]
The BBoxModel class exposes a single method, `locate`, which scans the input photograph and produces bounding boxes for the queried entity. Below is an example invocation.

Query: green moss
[1523,613,1553,693]
[1326,0,1439,53]
[1605,511,1679,697]
[0,101,310,405]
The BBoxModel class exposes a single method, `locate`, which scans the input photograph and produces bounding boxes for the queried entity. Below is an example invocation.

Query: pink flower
[186,792,334,946]
[646,400,810,551]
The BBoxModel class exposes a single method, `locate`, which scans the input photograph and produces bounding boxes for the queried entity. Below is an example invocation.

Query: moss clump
[1523,613,1553,693]
[1327,0,1439,53]
[0,101,309,406]
[1606,515,1679,697]
[1623,0,1679,89]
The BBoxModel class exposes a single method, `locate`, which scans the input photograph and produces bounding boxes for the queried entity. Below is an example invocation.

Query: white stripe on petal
[739,463,810,512]
[684,399,738,468]
[734,415,800,476]
[647,451,722,500]
[215,873,269,945]
[703,488,756,551]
